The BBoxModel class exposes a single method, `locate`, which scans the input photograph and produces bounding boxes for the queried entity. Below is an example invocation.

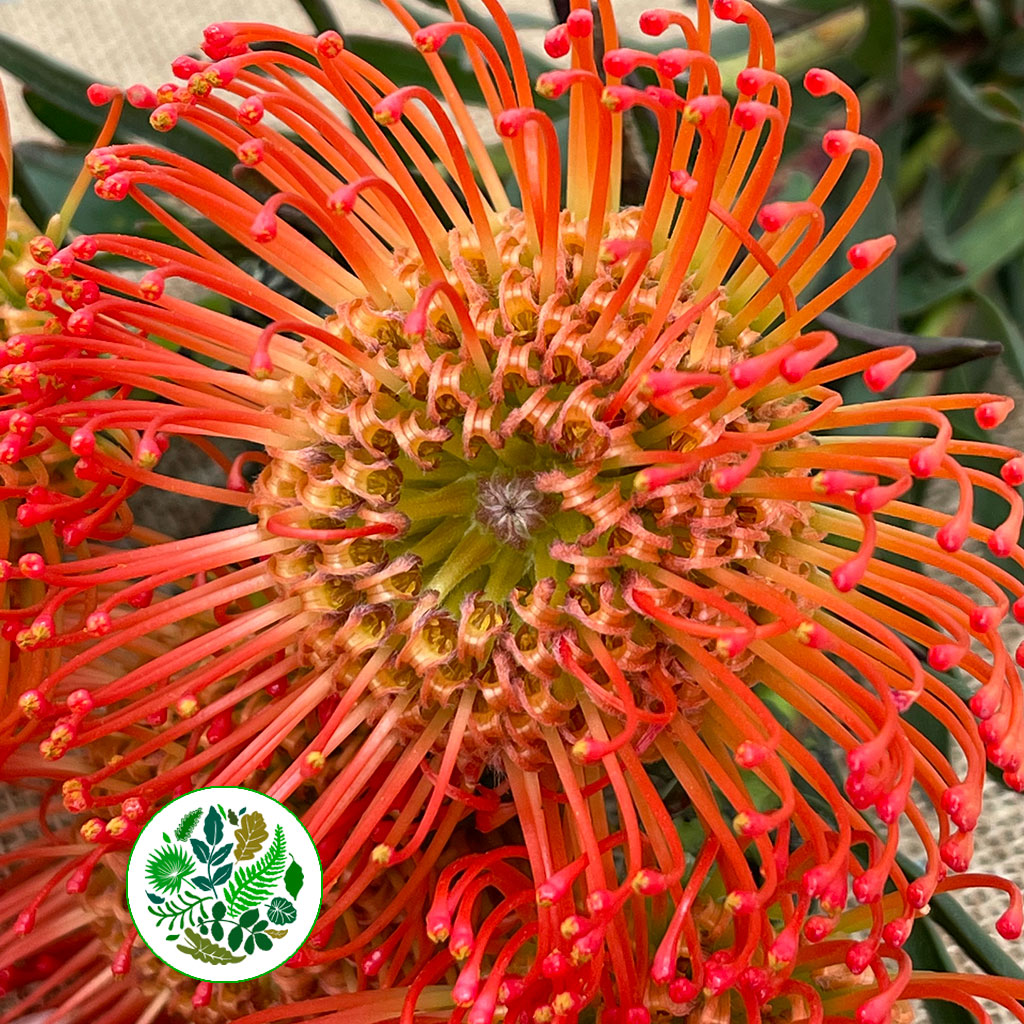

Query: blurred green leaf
[900,184,1024,314]
[294,0,342,34]
[944,65,1024,154]
[345,34,485,100]
[853,0,900,79]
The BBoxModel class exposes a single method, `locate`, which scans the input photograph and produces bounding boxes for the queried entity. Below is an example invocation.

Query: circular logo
[126,787,322,982]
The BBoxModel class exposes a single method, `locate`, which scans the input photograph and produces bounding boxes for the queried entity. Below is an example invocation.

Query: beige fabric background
[1,0,1022,1016]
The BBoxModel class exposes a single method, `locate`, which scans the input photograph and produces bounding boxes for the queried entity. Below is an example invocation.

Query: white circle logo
[126,787,322,982]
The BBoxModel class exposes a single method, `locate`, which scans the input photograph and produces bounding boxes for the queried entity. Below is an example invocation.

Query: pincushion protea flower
[2,0,1024,1022]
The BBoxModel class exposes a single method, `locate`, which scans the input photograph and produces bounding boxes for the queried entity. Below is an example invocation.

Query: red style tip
[171,55,205,79]
[543,25,571,58]
[863,347,914,391]
[736,67,771,96]
[1001,456,1024,487]
[125,84,158,109]
[822,128,862,158]
[603,48,645,78]
[668,978,698,1004]
[997,905,1024,940]
[733,101,771,131]
[566,10,594,36]
[317,30,344,59]
[804,67,839,96]
[149,104,179,132]
[639,9,671,35]
[847,234,896,270]
[976,398,1013,429]
[86,83,119,106]
[238,96,264,125]
[713,0,748,23]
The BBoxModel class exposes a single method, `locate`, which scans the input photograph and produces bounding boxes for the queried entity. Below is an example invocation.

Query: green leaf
[212,901,226,920]
[265,928,288,939]
[254,932,273,951]
[204,807,224,847]
[945,65,1024,154]
[239,908,260,929]
[267,897,297,926]
[212,863,234,886]
[228,925,243,952]
[244,934,255,955]
[294,0,342,34]
[145,845,197,896]
[191,839,211,863]
[233,812,269,862]
[210,920,224,942]
[211,843,233,866]
[852,0,899,79]
[176,927,245,965]
[174,808,203,842]
[224,826,287,917]
[284,858,304,900]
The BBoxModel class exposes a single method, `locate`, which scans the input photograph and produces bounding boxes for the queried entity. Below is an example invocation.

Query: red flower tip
[425,909,451,943]
[542,950,570,978]
[139,271,165,301]
[942,783,981,832]
[970,604,1000,633]
[250,208,278,244]
[66,689,94,716]
[149,104,179,132]
[135,436,164,470]
[736,66,772,96]
[603,48,645,78]
[668,977,699,1004]
[831,559,864,593]
[18,552,46,578]
[997,904,1024,940]
[940,830,974,872]
[883,918,912,947]
[71,235,99,260]
[863,347,914,391]
[976,398,1013,429]
[927,643,965,672]
[85,610,113,636]
[80,817,107,843]
[601,86,640,113]
[845,939,875,975]
[192,982,213,1009]
[733,101,772,131]
[543,25,571,59]
[989,523,1017,557]
[237,138,265,166]
[631,869,669,896]
[361,947,387,977]
[639,9,671,35]
[822,128,864,158]
[238,95,264,125]
[1001,456,1024,486]
[316,30,344,59]
[847,234,896,270]
[781,333,837,381]
[713,0,749,23]
[909,442,944,478]
[28,235,57,265]
[726,889,760,914]
[768,927,798,967]
[703,960,739,995]
[668,169,699,198]
[413,26,448,54]
[121,796,148,821]
[18,689,49,720]
[300,750,326,777]
[715,626,752,656]
[935,518,968,552]
[733,810,770,837]
[566,9,594,36]
[203,22,238,47]
[86,83,119,106]
[804,67,840,96]
[171,54,205,79]
[803,915,835,941]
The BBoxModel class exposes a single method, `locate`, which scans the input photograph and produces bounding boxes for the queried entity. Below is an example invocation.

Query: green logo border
[125,786,323,984]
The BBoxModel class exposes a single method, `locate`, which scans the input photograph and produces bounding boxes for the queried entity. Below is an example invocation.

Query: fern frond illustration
[223,825,286,916]
[146,845,196,895]
[147,890,208,929]
[174,808,203,841]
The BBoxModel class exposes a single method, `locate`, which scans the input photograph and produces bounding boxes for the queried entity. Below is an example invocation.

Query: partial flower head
[2,2,1024,1023]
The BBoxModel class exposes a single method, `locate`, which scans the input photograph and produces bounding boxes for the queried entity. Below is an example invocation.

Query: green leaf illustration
[174,808,203,841]
[176,927,245,965]
[223,825,286,917]
[233,812,268,862]
[212,863,234,886]
[284,858,304,900]
[146,845,196,895]
[228,925,243,952]
[254,933,273,951]
[204,807,224,847]
[265,928,288,939]
[146,891,208,930]
[267,898,296,925]
[227,809,239,826]
[210,920,224,942]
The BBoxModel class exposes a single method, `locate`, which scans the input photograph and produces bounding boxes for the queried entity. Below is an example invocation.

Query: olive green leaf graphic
[266,897,296,925]
[176,927,245,965]
[223,825,286,916]
[233,811,268,862]
[284,858,304,900]
[265,928,288,939]
[146,845,196,895]
[174,808,203,841]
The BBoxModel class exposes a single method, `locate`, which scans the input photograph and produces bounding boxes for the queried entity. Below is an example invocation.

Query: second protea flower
[2,1,1024,1021]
